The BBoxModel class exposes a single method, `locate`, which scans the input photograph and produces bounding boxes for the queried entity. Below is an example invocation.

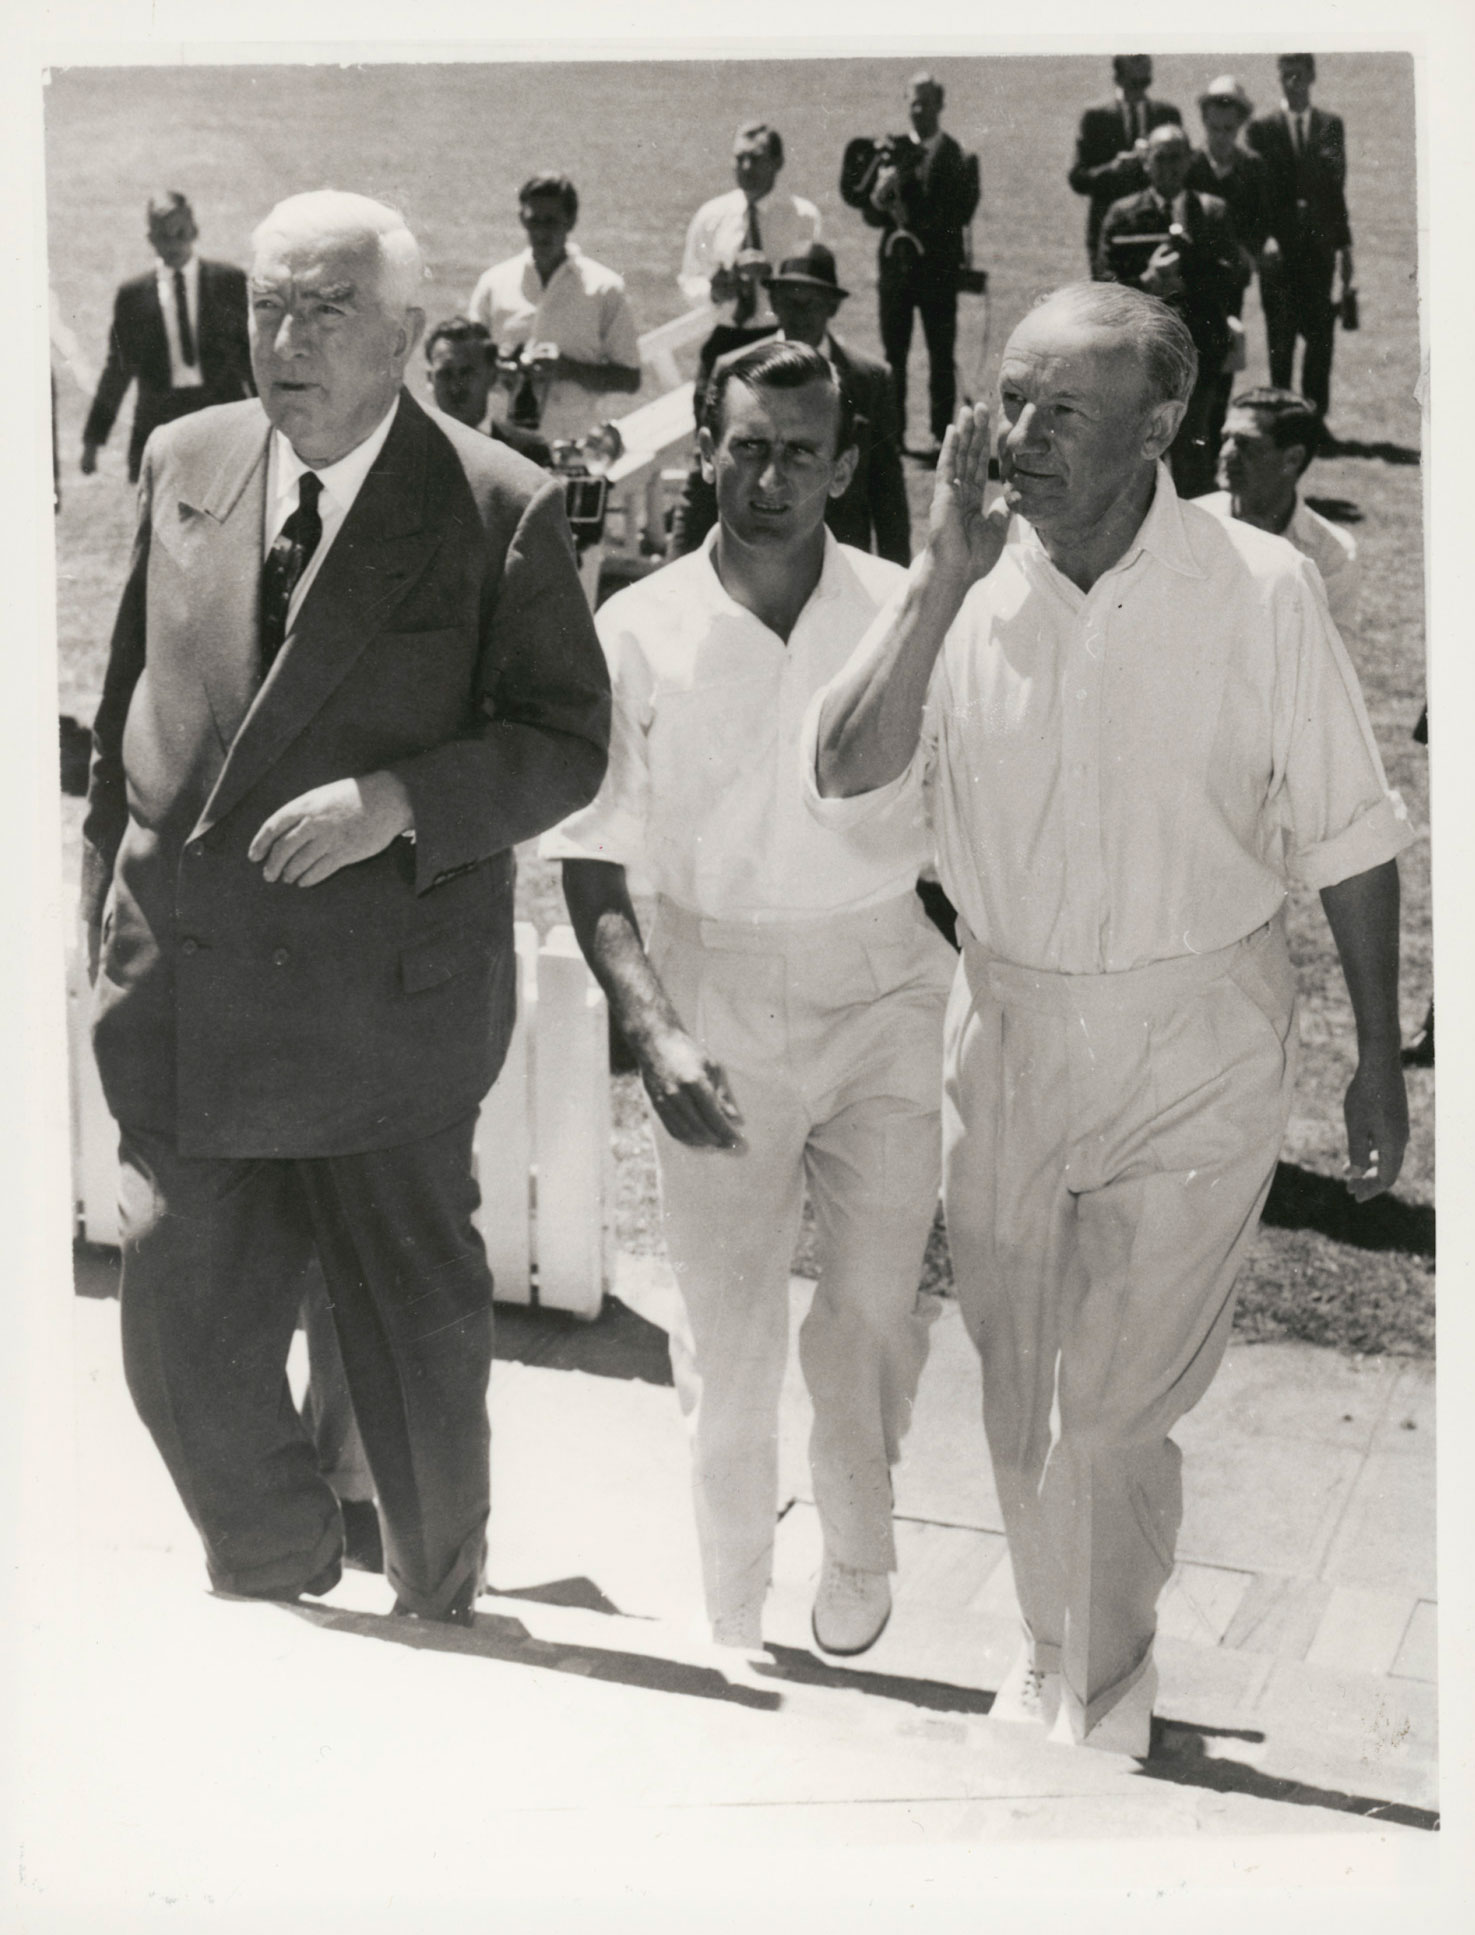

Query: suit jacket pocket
[400,924,484,994]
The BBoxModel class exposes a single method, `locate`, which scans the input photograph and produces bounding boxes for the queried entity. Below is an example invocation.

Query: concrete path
[8,1252,1438,1928]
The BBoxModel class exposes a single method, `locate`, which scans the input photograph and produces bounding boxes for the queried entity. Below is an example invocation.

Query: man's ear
[1141,397,1186,462]
[828,441,860,500]
[698,424,717,483]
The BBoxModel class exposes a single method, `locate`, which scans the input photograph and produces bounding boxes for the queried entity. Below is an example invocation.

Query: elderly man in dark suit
[1068,55,1183,268]
[843,73,980,458]
[81,190,609,1624]
[81,191,256,482]
[670,245,910,564]
[1244,54,1354,429]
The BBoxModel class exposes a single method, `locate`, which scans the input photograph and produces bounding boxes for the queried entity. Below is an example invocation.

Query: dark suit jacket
[669,332,911,564]
[1244,106,1352,262]
[851,132,980,278]
[82,259,256,476]
[1095,187,1242,371]
[1184,147,1272,261]
[1068,96,1183,258]
[83,391,610,1159]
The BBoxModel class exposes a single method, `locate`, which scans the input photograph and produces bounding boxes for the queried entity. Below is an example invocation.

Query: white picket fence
[65,921,614,1319]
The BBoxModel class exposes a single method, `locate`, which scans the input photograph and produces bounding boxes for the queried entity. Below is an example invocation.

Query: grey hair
[1031,282,1198,407]
[250,190,426,316]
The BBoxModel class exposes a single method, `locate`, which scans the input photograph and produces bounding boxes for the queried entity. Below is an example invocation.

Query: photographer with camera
[1096,123,1242,497]
[840,73,980,462]
[468,173,641,446]
[680,121,822,384]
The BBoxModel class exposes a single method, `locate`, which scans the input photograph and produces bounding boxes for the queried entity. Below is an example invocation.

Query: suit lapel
[197,391,443,836]
[174,407,272,755]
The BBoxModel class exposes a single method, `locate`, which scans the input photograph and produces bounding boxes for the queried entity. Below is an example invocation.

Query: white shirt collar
[1018,463,1206,586]
[271,396,400,521]
[155,254,199,291]
[697,526,847,627]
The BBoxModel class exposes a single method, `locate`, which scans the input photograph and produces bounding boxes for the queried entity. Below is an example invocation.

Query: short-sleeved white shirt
[678,188,822,333]
[467,243,641,443]
[543,533,925,920]
[805,466,1411,974]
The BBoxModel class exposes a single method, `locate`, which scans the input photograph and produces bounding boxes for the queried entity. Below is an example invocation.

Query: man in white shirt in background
[468,173,641,446]
[810,282,1410,1757]
[1202,385,1359,634]
[546,340,954,1663]
[679,122,822,379]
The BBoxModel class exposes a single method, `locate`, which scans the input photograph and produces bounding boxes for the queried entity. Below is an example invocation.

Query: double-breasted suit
[1244,104,1352,416]
[82,260,257,481]
[83,390,609,1616]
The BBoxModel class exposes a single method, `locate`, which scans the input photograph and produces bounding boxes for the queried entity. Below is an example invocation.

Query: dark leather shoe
[391,1579,477,1627]
[339,1498,384,1573]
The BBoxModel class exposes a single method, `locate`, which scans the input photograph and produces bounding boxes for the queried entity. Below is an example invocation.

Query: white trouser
[943,915,1299,1734]
[650,892,955,1632]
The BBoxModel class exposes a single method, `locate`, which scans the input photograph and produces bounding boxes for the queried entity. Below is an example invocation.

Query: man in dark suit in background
[1245,55,1353,432]
[423,314,554,464]
[1068,55,1183,268]
[81,191,255,482]
[82,191,609,1624]
[844,73,980,459]
[1097,124,1242,497]
[670,245,910,564]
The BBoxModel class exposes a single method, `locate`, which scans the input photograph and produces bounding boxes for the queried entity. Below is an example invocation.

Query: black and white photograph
[7,1,1467,1925]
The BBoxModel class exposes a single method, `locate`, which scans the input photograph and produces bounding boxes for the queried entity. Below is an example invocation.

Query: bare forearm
[1321,859,1402,1050]
[562,859,683,1053]
[815,553,969,797]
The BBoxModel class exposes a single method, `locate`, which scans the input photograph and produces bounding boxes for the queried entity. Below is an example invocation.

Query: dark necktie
[260,472,323,680]
[173,268,196,368]
[733,199,763,323]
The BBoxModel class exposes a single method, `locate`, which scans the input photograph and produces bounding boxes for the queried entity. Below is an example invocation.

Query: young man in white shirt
[468,173,641,446]
[1202,385,1359,634]
[547,341,953,1662]
[811,282,1409,1757]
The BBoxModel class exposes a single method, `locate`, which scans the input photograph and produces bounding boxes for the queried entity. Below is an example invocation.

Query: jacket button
[272,947,291,967]
[180,938,199,956]
[188,840,206,859]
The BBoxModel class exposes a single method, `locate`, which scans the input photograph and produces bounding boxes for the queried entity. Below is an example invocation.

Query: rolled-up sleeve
[1274,560,1414,889]
[799,609,940,832]
[540,613,653,872]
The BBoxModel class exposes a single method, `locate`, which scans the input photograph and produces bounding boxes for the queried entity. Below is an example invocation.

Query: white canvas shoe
[1048,1660,1157,1759]
[990,1646,1062,1728]
[811,1556,892,1657]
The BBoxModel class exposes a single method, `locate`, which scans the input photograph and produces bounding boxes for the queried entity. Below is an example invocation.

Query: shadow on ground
[1262,1161,1434,1256]
[1327,438,1421,465]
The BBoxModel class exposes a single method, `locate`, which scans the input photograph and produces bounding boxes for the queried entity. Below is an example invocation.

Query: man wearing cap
[680,122,822,381]
[1069,56,1183,268]
[848,73,980,460]
[670,245,910,564]
[1096,124,1242,496]
[548,339,953,1665]
[81,191,256,483]
[1202,386,1359,634]
[1245,55,1354,428]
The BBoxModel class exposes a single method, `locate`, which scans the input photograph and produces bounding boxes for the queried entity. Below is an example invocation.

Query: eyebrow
[248,278,357,301]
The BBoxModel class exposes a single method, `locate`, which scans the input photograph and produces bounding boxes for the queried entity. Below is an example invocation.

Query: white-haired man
[82,191,609,1623]
[809,282,1410,1754]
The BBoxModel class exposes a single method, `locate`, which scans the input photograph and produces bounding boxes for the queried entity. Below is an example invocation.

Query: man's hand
[1336,247,1355,296]
[639,1023,746,1153]
[926,404,1009,585]
[1141,243,1184,299]
[80,440,99,476]
[1343,1045,1409,1202]
[248,771,413,887]
[708,263,742,304]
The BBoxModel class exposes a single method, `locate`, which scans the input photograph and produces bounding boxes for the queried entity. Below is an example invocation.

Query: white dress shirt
[155,255,203,390]
[544,533,923,919]
[264,399,399,631]
[467,243,641,443]
[1198,490,1360,636]
[678,188,822,332]
[805,466,1410,973]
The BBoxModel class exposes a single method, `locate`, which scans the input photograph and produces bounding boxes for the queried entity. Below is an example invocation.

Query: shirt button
[272,947,291,967]
[180,938,199,957]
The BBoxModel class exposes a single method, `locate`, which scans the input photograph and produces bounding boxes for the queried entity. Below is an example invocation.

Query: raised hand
[926,403,1010,585]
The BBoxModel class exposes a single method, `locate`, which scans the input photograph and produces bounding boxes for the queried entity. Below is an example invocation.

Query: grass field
[44,50,1432,1353]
